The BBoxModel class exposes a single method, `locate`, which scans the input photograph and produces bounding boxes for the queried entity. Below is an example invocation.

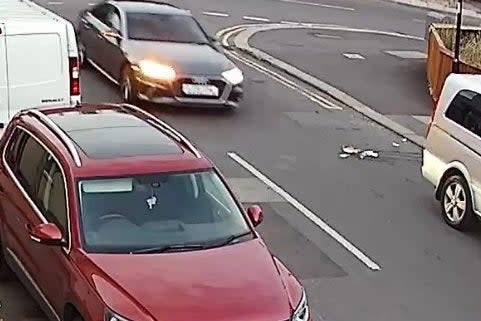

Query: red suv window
[7,130,69,244]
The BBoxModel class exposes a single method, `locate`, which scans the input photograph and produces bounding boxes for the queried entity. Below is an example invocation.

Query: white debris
[342,145,361,154]
[359,150,379,159]
[392,142,400,147]
[402,138,408,142]
[339,153,350,158]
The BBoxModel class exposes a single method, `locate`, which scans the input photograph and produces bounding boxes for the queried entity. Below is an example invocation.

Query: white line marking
[203,11,229,17]
[343,53,365,59]
[281,20,301,25]
[47,1,63,4]
[413,18,424,23]
[226,50,342,110]
[243,15,270,22]
[314,33,342,39]
[227,152,380,271]
[413,115,431,124]
[384,50,427,59]
[86,58,119,85]
[321,4,355,11]
[280,0,355,11]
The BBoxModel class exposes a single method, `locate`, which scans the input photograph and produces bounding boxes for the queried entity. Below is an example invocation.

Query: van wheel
[0,234,13,281]
[120,68,140,105]
[440,175,477,231]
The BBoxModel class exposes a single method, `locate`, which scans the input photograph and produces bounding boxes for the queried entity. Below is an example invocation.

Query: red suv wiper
[130,243,206,254]
[206,231,253,248]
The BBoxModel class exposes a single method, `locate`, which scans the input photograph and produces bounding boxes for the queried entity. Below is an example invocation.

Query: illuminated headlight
[105,309,132,321]
[292,289,309,321]
[138,59,176,81]
[222,67,244,85]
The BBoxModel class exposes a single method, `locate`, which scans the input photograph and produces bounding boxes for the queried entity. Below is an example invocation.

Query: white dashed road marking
[243,15,270,22]
[314,33,342,39]
[343,53,365,60]
[47,1,63,4]
[384,50,427,59]
[203,11,230,17]
[320,4,355,11]
[280,0,355,11]
[228,152,381,271]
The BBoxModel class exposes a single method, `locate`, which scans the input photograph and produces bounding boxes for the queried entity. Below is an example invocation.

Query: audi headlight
[292,289,309,321]
[138,59,176,81]
[105,309,132,321]
[222,67,243,85]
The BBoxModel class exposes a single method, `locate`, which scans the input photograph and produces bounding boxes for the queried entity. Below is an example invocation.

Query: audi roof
[107,0,190,15]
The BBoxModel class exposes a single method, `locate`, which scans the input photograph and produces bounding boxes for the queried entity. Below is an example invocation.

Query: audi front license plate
[182,84,219,96]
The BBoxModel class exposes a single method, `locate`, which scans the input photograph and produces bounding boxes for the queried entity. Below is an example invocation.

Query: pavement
[3,1,481,321]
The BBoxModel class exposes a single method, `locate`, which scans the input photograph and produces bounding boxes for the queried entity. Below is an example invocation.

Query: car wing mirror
[247,205,263,227]
[27,223,66,247]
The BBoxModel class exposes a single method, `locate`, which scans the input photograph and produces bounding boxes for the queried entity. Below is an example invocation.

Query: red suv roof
[14,103,212,178]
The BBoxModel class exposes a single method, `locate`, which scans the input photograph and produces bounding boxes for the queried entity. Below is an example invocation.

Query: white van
[0,0,80,128]
[422,73,481,231]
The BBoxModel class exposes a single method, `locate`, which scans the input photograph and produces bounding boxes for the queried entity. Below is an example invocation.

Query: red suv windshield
[77,169,252,253]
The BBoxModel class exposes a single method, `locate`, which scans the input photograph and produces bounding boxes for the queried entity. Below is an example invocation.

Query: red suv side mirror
[247,205,263,227]
[27,223,65,247]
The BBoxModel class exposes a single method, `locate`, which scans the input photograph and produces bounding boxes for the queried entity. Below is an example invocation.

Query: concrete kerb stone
[228,24,427,148]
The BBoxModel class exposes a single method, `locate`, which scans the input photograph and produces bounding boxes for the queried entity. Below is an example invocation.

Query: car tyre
[121,67,140,105]
[440,175,477,231]
[0,235,13,281]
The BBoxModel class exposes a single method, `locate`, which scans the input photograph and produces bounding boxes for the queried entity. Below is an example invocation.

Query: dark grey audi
[76,0,244,109]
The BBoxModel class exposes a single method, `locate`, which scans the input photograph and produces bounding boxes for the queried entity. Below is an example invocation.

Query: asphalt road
[250,28,433,136]
[3,1,481,321]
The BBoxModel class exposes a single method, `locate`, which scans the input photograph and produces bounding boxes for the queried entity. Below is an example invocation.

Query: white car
[0,0,81,128]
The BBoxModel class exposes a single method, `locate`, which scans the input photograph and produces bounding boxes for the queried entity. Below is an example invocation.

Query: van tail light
[69,56,80,96]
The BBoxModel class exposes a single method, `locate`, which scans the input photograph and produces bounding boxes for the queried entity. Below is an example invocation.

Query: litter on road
[339,145,379,159]
[360,150,379,159]
[342,145,362,154]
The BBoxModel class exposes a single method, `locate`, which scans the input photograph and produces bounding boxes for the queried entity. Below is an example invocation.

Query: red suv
[0,103,310,321]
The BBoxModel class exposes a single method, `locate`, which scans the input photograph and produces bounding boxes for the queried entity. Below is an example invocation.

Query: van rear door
[5,21,70,124]
[0,24,8,127]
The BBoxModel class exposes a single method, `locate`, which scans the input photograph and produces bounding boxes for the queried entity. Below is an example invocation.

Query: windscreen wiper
[131,243,206,254]
[207,231,253,248]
